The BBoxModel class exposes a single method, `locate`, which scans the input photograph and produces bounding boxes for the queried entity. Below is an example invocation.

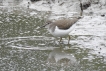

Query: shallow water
[0,0,106,71]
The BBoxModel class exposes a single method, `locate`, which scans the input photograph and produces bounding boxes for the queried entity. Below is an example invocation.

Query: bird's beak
[39,23,48,28]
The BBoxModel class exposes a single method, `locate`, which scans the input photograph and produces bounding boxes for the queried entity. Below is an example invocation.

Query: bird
[39,1,91,44]
[41,17,81,44]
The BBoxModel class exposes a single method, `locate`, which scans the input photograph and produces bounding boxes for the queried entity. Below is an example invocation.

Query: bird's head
[40,20,53,28]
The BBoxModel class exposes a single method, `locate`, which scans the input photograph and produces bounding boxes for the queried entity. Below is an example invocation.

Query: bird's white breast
[48,23,76,37]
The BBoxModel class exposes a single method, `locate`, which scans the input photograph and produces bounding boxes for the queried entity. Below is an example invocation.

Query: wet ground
[0,0,106,71]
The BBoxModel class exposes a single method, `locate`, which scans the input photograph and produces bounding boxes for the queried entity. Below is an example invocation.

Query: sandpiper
[41,17,81,43]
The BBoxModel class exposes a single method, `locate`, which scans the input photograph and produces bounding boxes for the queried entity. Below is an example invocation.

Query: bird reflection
[46,47,78,66]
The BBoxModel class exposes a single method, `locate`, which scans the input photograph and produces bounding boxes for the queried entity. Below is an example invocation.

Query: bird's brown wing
[54,18,79,30]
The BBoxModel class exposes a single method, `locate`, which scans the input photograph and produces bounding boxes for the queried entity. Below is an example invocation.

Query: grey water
[0,0,106,71]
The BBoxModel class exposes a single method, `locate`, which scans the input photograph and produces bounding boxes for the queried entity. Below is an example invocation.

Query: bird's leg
[68,35,71,44]
[59,37,62,43]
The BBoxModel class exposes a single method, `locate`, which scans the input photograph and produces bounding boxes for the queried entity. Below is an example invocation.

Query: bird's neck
[48,24,56,32]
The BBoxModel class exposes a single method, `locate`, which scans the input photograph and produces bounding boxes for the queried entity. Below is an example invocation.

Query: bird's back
[53,18,79,30]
